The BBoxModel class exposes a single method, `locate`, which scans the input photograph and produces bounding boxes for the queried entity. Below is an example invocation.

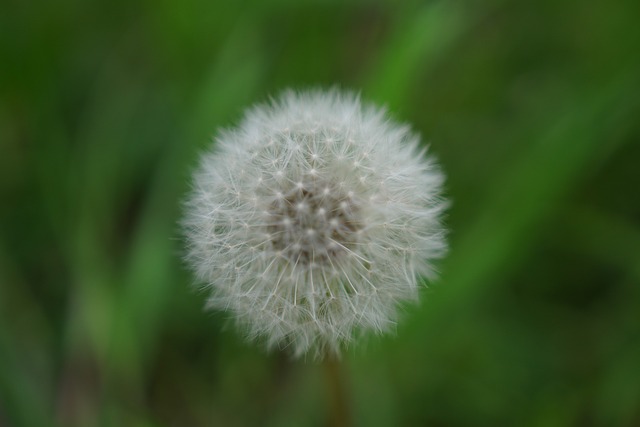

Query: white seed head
[182,89,448,359]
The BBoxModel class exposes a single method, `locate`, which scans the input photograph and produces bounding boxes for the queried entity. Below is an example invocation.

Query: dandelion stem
[324,354,351,427]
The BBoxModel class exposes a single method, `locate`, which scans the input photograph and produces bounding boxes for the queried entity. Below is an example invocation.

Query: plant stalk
[324,353,351,427]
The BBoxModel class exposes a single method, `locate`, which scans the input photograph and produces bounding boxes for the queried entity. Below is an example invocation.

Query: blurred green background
[1,0,640,425]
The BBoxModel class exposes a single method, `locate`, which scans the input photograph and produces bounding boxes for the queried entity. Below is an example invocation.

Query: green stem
[324,354,351,427]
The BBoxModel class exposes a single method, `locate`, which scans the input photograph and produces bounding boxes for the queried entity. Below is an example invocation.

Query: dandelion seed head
[183,89,448,359]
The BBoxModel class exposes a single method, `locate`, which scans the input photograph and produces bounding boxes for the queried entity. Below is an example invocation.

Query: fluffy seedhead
[183,89,447,358]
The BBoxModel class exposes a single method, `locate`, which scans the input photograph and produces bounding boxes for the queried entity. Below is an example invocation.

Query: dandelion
[182,89,447,358]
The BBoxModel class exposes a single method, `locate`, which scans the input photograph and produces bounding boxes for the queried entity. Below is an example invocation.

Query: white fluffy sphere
[183,89,447,358]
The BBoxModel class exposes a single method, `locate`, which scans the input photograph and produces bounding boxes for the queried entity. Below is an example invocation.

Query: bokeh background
[2,0,640,425]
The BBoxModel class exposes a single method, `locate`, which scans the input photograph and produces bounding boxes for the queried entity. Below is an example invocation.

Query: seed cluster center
[267,181,361,266]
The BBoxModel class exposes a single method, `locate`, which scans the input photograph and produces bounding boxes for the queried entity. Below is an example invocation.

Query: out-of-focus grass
[1,0,639,426]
